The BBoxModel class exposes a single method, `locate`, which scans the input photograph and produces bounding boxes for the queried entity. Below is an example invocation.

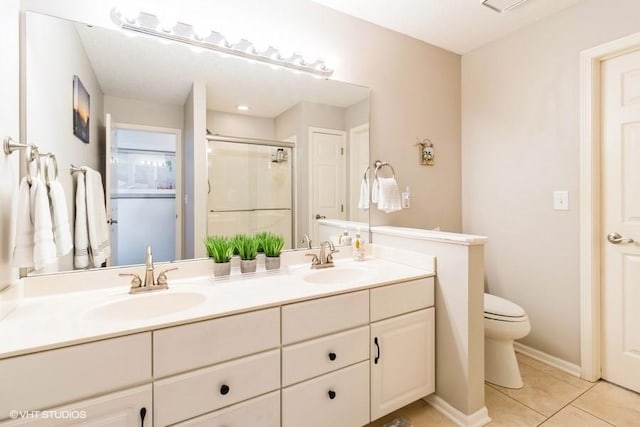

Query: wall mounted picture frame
[73,75,90,143]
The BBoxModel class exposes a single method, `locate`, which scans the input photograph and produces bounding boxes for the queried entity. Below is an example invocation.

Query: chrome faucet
[306,240,339,269]
[301,234,312,249]
[119,245,177,294]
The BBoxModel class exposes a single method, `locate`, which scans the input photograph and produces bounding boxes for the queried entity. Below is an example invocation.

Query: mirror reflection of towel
[358,177,369,210]
[74,167,111,269]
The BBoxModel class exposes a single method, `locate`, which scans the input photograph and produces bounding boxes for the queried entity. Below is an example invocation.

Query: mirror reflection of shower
[206,136,294,249]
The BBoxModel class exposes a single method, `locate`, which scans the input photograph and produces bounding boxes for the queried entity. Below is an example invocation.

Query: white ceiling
[311,0,584,54]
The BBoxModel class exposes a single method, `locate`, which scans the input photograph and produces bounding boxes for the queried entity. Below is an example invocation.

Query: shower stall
[206,136,294,249]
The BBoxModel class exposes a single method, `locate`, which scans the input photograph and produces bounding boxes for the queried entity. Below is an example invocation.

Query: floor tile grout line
[533,382,607,426]
[516,354,596,391]
[568,403,617,427]
[485,382,549,419]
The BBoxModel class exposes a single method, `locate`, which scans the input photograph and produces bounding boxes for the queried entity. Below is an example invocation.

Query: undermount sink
[302,265,376,284]
[84,291,206,323]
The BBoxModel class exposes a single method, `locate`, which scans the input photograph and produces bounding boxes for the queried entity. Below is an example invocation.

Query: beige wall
[0,0,19,295]
[25,11,104,272]
[206,111,275,140]
[104,95,184,130]
[461,0,640,364]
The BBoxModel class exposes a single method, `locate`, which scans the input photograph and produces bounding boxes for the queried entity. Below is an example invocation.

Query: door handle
[607,232,634,244]
[107,219,118,225]
[374,337,380,364]
[315,214,326,220]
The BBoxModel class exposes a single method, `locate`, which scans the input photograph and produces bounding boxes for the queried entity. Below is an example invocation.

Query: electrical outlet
[553,191,569,210]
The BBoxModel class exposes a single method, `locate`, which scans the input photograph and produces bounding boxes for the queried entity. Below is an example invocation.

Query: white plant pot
[212,262,231,277]
[240,259,257,273]
[265,256,281,271]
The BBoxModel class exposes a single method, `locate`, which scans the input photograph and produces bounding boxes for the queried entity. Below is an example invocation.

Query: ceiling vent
[482,0,529,13]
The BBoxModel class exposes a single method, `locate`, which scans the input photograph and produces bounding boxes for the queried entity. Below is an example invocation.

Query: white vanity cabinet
[0,333,152,426]
[370,278,435,421]
[0,385,152,427]
[0,271,436,427]
[281,291,371,427]
[152,308,281,426]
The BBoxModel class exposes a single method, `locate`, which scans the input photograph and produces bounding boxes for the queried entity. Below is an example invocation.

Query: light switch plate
[553,191,569,210]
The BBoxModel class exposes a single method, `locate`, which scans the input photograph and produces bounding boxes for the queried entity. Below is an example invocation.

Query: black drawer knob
[328,390,336,400]
[220,384,230,395]
[328,352,337,361]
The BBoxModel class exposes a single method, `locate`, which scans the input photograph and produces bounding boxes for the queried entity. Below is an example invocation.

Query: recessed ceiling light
[236,105,250,111]
[482,0,528,13]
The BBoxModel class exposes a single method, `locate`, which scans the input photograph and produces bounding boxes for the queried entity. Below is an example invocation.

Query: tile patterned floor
[367,353,640,427]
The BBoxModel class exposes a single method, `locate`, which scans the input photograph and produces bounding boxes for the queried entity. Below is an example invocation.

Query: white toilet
[484,293,531,389]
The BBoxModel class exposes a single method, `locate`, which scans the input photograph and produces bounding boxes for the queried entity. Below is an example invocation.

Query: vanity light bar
[111,9,334,78]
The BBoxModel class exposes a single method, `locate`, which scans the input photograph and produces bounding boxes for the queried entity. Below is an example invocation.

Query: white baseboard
[514,342,582,377]
[424,395,491,427]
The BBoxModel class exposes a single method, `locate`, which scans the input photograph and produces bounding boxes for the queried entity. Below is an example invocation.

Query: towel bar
[373,160,395,179]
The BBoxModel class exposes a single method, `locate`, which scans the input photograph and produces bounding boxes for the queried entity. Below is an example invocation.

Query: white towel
[48,180,73,256]
[375,177,403,213]
[371,178,379,204]
[85,168,111,267]
[31,177,57,271]
[12,177,35,268]
[358,176,369,210]
[74,171,89,269]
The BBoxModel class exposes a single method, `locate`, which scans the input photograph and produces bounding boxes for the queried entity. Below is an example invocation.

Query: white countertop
[0,257,433,359]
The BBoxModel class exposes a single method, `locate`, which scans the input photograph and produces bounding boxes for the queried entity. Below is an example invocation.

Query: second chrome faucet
[306,240,339,269]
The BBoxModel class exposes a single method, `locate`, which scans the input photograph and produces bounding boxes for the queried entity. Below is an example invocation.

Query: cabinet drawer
[282,326,369,386]
[154,307,279,377]
[173,390,280,427]
[0,333,151,418]
[0,385,152,426]
[370,277,434,321]
[282,361,369,427]
[154,349,280,426]
[282,290,369,344]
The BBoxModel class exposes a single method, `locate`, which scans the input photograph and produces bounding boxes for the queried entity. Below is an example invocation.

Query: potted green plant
[234,234,259,273]
[204,236,234,277]
[262,232,285,270]
[254,231,269,253]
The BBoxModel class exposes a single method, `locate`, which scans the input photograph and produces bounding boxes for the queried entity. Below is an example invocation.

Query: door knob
[315,214,326,220]
[607,232,634,244]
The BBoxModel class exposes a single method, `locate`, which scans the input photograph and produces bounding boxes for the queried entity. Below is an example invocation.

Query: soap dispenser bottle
[352,232,365,261]
[339,229,352,245]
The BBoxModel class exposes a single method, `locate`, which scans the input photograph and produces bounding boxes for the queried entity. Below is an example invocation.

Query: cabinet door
[1,385,151,426]
[282,361,369,427]
[370,308,435,421]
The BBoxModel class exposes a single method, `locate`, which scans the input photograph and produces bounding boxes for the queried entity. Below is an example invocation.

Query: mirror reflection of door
[349,123,370,223]
[309,128,346,241]
[106,117,182,266]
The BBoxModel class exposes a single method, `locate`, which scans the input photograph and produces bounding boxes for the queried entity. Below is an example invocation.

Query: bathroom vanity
[0,253,435,426]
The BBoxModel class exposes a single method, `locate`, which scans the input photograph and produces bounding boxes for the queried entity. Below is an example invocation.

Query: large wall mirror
[23,11,370,276]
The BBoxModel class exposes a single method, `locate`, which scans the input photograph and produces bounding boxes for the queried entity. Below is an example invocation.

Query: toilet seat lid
[484,293,526,318]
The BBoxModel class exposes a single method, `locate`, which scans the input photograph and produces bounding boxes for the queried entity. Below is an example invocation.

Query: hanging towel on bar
[85,167,111,267]
[375,177,403,213]
[358,175,369,210]
[13,177,57,271]
[32,176,57,271]
[73,171,89,268]
[48,179,73,256]
[13,177,35,268]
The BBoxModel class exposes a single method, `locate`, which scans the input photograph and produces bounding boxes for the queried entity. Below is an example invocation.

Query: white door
[107,122,182,266]
[309,128,346,241]
[105,113,114,266]
[601,49,640,393]
[370,309,435,421]
[349,123,370,223]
